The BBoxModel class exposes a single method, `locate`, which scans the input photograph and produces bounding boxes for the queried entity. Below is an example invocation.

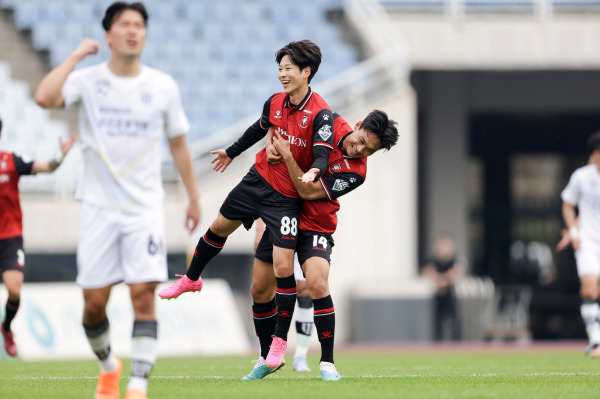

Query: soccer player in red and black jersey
[159,40,334,366]
[245,110,399,380]
[0,117,75,357]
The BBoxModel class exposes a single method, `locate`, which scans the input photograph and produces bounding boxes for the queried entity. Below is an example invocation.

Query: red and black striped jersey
[0,152,36,240]
[255,89,334,198]
[300,116,367,234]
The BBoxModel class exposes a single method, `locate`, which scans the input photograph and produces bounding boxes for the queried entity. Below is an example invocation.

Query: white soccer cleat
[292,356,311,372]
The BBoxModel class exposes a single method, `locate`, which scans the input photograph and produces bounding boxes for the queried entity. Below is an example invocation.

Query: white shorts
[575,246,600,278]
[293,253,305,282]
[76,202,168,289]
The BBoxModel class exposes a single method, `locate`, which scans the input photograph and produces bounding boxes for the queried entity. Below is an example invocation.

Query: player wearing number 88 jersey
[248,110,399,380]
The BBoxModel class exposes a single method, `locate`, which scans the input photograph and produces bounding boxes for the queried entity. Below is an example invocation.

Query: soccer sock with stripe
[313,295,335,364]
[294,295,314,359]
[274,274,297,341]
[127,320,158,394]
[83,318,119,373]
[3,299,20,331]
[186,229,227,280]
[581,299,600,344]
[252,298,278,359]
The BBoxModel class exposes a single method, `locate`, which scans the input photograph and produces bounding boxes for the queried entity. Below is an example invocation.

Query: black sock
[186,229,227,280]
[313,295,335,364]
[252,298,277,359]
[3,300,20,331]
[274,275,296,341]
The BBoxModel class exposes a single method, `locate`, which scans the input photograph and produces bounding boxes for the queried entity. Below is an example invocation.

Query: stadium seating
[2,0,359,144]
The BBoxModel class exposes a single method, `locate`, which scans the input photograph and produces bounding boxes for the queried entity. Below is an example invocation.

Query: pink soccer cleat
[158,274,203,299]
[266,336,287,367]
[1,325,17,357]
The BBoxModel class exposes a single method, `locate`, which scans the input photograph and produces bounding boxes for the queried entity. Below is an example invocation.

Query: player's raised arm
[35,39,99,109]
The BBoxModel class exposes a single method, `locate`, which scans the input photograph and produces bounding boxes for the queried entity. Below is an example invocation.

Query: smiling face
[278,55,310,101]
[342,122,382,158]
[105,9,146,59]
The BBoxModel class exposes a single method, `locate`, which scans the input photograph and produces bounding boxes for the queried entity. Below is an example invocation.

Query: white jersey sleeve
[163,75,189,138]
[561,169,582,206]
[62,68,85,107]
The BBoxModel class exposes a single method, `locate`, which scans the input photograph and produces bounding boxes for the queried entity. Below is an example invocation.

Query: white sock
[581,301,600,344]
[126,335,157,393]
[295,305,314,358]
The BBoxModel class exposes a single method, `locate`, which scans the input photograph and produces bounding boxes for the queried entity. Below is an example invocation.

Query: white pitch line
[2,372,599,381]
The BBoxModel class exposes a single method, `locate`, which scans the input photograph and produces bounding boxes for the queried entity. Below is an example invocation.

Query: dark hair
[586,131,600,153]
[275,40,322,84]
[102,2,148,31]
[360,110,399,151]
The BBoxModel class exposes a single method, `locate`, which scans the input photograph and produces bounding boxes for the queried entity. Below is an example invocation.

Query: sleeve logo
[318,125,332,142]
[332,179,350,192]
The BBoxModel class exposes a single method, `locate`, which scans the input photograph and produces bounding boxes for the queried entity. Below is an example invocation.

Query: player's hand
[185,199,201,234]
[300,167,319,183]
[59,134,77,156]
[555,229,571,252]
[210,149,233,173]
[72,39,99,61]
[272,129,292,159]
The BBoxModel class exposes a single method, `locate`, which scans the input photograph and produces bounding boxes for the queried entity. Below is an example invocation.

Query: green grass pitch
[1,350,599,399]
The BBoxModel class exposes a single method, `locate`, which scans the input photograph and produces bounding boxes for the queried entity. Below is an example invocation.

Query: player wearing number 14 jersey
[246,110,399,380]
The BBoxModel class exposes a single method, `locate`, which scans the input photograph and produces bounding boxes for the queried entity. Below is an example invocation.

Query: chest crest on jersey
[140,91,152,104]
[301,115,309,128]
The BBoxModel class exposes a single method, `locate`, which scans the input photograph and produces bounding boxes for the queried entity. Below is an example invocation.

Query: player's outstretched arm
[210,149,233,173]
[169,135,201,233]
[35,39,99,109]
[272,129,326,200]
[34,135,77,173]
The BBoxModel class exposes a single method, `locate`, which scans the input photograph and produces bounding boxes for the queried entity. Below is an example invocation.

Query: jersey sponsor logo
[276,126,307,148]
[301,115,309,127]
[332,179,349,192]
[0,174,9,183]
[318,125,332,142]
[274,110,282,118]
[330,164,342,173]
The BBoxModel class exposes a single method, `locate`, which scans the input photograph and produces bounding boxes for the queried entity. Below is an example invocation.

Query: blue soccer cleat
[242,357,285,380]
[320,361,341,381]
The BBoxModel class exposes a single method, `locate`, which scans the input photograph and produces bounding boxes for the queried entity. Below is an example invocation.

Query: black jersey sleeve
[225,119,268,159]
[310,109,334,179]
[13,154,36,176]
[225,97,273,159]
[319,171,365,200]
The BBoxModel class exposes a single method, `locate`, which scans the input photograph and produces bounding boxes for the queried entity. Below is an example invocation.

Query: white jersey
[62,62,189,211]
[561,164,600,247]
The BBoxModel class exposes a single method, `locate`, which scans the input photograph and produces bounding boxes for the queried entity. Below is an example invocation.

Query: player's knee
[6,286,20,300]
[83,301,107,321]
[580,286,598,300]
[250,282,274,302]
[308,278,329,299]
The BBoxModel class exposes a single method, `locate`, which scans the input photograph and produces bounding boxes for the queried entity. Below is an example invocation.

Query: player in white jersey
[34,3,200,399]
[560,132,600,358]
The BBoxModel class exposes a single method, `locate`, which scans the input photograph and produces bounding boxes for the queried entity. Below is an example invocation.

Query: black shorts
[219,166,302,250]
[256,228,334,266]
[0,236,25,273]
